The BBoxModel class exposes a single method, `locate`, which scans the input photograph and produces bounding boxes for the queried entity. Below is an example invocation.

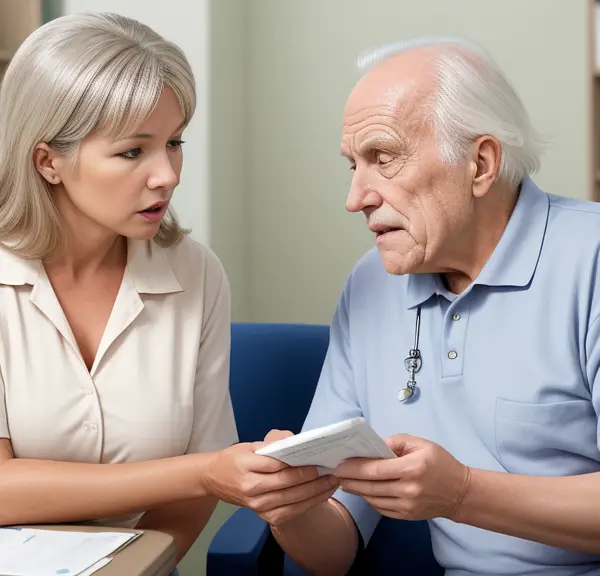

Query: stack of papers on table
[0,527,141,576]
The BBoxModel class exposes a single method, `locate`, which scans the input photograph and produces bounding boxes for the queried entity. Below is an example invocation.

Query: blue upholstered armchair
[207,322,443,575]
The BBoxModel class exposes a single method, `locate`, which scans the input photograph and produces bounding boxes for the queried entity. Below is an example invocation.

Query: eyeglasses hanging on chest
[398,305,422,402]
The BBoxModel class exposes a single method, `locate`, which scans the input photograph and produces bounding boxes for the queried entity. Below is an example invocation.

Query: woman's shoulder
[158,235,228,293]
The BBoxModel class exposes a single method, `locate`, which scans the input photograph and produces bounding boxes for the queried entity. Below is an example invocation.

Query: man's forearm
[137,496,218,562]
[271,499,358,576]
[456,469,600,552]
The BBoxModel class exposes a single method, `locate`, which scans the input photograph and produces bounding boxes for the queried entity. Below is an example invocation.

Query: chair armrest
[207,508,284,575]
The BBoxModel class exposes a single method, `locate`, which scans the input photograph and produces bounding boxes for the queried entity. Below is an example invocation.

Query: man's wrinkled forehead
[343,80,415,125]
[341,51,436,148]
[344,50,436,117]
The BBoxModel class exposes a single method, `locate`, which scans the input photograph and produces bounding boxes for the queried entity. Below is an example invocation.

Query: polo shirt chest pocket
[494,397,600,476]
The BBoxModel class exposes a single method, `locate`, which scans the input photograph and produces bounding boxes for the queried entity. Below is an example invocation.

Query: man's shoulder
[547,193,600,223]
[545,193,600,250]
[548,190,600,209]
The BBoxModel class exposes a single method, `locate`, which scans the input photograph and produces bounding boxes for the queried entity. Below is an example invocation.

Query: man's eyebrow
[340,131,401,161]
[357,133,399,154]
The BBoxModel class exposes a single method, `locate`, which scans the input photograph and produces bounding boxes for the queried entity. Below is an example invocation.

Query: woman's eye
[118,147,142,159]
[168,139,185,150]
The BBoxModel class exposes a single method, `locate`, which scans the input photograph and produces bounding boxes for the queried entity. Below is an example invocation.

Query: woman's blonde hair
[0,12,196,259]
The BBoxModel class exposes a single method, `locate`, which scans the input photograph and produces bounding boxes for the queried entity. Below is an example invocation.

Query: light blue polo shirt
[303,177,600,575]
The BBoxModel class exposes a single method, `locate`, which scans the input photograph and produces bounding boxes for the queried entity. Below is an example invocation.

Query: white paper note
[256,417,396,471]
[78,558,112,576]
[0,528,138,576]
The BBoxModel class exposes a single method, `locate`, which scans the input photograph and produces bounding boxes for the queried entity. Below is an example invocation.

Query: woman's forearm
[456,468,600,553]
[137,497,218,562]
[0,453,211,526]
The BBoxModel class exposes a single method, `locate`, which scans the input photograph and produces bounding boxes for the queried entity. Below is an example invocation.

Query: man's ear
[33,143,62,185]
[468,135,502,199]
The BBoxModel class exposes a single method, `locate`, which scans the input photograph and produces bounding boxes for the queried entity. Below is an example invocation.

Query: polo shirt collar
[405,176,549,309]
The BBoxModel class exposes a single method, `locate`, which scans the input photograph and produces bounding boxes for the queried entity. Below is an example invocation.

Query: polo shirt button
[81,388,94,395]
[448,350,458,360]
[452,313,461,321]
[84,422,98,431]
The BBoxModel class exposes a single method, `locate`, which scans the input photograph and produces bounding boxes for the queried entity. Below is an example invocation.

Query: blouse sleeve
[0,369,9,439]
[186,250,238,453]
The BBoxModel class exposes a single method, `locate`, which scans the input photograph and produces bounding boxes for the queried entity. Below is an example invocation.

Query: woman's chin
[121,224,161,241]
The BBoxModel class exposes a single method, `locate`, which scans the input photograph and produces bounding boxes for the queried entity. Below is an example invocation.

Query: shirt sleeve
[186,250,238,454]
[0,369,9,439]
[302,276,381,546]
[585,313,600,451]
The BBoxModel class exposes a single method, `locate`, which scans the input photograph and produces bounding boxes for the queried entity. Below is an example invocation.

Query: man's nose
[345,171,382,213]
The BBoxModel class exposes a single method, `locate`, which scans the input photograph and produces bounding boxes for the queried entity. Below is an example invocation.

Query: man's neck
[442,182,520,294]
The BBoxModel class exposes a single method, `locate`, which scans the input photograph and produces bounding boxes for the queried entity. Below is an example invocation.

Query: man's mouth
[371,225,403,237]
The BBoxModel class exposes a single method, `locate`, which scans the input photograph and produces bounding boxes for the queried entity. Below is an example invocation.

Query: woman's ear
[471,135,502,198]
[33,143,62,185]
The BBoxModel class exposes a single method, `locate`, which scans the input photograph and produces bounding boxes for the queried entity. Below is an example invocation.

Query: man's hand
[335,434,471,521]
[204,430,339,526]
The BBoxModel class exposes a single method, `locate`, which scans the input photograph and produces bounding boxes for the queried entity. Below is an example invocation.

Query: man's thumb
[383,433,420,456]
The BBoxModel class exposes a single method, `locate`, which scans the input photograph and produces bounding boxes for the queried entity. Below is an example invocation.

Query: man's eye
[118,147,142,159]
[378,153,394,165]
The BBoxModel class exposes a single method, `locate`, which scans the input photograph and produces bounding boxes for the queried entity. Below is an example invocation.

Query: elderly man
[219,37,600,575]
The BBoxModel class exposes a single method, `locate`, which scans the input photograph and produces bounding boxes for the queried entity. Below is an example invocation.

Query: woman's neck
[44,232,127,282]
[45,189,128,280]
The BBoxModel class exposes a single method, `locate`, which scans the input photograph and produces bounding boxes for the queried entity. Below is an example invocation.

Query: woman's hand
[203,431,339,526]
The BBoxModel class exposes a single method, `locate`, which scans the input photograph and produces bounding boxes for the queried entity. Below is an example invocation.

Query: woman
[0,9,240,568]
[0,12,338,572]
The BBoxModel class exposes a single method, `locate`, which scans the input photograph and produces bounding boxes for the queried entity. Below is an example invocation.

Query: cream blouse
[0,236,238,527]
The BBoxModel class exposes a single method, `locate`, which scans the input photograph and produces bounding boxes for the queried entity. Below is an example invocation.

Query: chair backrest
[356,518,443,575]
[229,322,329,443]
[229,322,442,574]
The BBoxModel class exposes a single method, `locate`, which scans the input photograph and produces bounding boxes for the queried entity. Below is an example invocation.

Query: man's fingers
[335,457,398,481]
[339,478,400,497]
[362,497,406,519]
[336,451,423,481]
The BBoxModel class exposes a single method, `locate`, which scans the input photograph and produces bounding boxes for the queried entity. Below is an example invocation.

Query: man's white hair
[357,36,547,188]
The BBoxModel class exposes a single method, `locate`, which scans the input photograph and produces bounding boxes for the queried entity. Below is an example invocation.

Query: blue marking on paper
[56,570,70,574]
